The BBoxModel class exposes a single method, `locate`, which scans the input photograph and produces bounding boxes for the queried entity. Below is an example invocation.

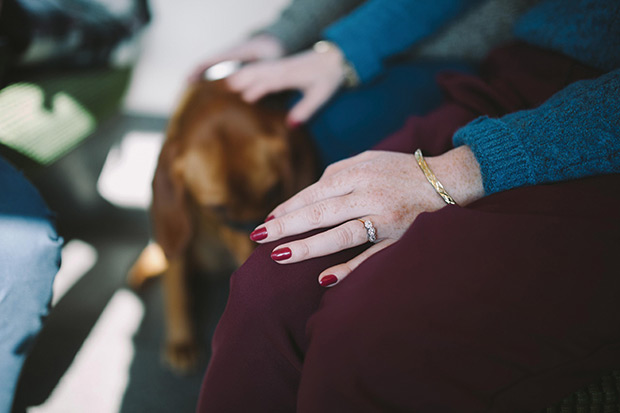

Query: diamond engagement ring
[358,219,377,243]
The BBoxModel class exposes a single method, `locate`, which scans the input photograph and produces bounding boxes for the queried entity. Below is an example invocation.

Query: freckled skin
[252,146,484,285]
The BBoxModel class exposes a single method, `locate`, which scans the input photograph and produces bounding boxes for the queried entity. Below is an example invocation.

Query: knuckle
[271,218,286,237]
[295,242,310,260]
[323,164,336,176]
[334,226,355,249]
[299,187,317,205]
[306,202,326,225]
[345,262,355,273]
[341,261,356,275]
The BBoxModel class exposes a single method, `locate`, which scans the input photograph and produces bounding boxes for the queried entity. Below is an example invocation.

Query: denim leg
[0,156,62,413]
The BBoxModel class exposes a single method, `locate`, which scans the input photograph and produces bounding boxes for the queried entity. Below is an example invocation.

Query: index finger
[269,174,354,219]
[253,193,369,243]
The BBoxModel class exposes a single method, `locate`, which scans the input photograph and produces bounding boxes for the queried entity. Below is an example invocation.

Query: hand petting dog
[129,79,317,373]
[226,45,346,127]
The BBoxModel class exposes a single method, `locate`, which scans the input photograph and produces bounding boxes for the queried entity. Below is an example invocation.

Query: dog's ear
[151,141,192,259]
[255,92,320,196]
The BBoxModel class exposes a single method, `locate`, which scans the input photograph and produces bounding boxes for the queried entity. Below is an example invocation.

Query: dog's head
[152,79,317,259]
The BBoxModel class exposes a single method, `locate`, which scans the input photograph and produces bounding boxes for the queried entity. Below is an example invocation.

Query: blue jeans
[306,60,475,166]
[0,156,62,413]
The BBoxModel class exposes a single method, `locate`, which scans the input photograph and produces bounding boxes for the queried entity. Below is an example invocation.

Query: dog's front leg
[162,256,199,373]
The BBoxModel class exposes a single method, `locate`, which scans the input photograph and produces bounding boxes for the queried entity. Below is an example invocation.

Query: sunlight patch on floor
[52,240,98,306]
[29,289,145,413]
[97,130,164,209]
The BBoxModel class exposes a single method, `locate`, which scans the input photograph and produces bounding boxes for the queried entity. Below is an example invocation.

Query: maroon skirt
[197,43,620,412]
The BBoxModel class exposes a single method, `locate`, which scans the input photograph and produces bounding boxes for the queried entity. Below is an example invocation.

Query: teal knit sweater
[453,0,620,194]
[326,0,619,195]
[324,0,481,83]
[453,69,620,194]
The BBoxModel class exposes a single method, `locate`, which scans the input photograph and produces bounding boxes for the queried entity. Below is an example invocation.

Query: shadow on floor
[13,236,231,413]
[11,113,231,412]
[120,275,229,413]
[13,237,147,412]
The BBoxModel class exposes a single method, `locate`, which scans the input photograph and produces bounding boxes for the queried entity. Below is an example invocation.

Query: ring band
[358,219,377,243]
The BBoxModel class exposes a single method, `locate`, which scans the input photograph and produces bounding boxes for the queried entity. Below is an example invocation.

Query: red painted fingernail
[319,274,338,287]
[264,215,275,222]
[287,119,301,129]
[250,227,268,241]
[271,247,291,261]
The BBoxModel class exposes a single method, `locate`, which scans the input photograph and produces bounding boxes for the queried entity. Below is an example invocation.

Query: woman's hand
[188,34,285,83]
[250,146,485,287]
[226,45,346,126]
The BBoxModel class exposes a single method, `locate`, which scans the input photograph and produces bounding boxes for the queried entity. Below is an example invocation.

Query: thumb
[317,240,396,287]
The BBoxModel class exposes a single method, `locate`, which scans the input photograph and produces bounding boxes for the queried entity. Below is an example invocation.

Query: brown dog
[128,78,317,372]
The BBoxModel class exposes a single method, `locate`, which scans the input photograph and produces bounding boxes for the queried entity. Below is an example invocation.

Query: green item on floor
[0,67,131,165]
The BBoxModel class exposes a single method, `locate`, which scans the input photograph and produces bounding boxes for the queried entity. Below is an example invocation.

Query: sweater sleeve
[453,69,620,195]
[260,0,364,54]
[322,0,481,83]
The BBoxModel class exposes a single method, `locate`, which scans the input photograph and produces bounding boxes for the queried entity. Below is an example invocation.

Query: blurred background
[0,0,286,411]
[1,1,618,412]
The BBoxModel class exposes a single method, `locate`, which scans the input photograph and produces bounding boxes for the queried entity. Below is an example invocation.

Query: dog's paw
[162,340,201,374]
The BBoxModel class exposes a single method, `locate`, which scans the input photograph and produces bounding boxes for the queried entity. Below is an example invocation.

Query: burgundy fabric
[197,43,620,412]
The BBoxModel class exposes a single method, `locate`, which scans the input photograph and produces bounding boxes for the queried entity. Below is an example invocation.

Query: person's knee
[1,215,61,277]
[226,242,322,322]
[0,156,61,296]
[0,216,62,320]
[299,285,490,411]
[0,159,62,411]
[297,228,500,410]
[0,215,62,404]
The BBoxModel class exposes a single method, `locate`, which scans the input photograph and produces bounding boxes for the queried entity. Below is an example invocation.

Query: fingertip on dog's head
[162,79,316,222]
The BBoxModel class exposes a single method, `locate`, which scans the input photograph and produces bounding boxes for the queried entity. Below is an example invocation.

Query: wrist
[312,40,359,88]
[424,146,485,206]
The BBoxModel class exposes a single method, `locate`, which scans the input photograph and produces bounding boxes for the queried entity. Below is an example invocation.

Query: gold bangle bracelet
[414,149,457,205]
